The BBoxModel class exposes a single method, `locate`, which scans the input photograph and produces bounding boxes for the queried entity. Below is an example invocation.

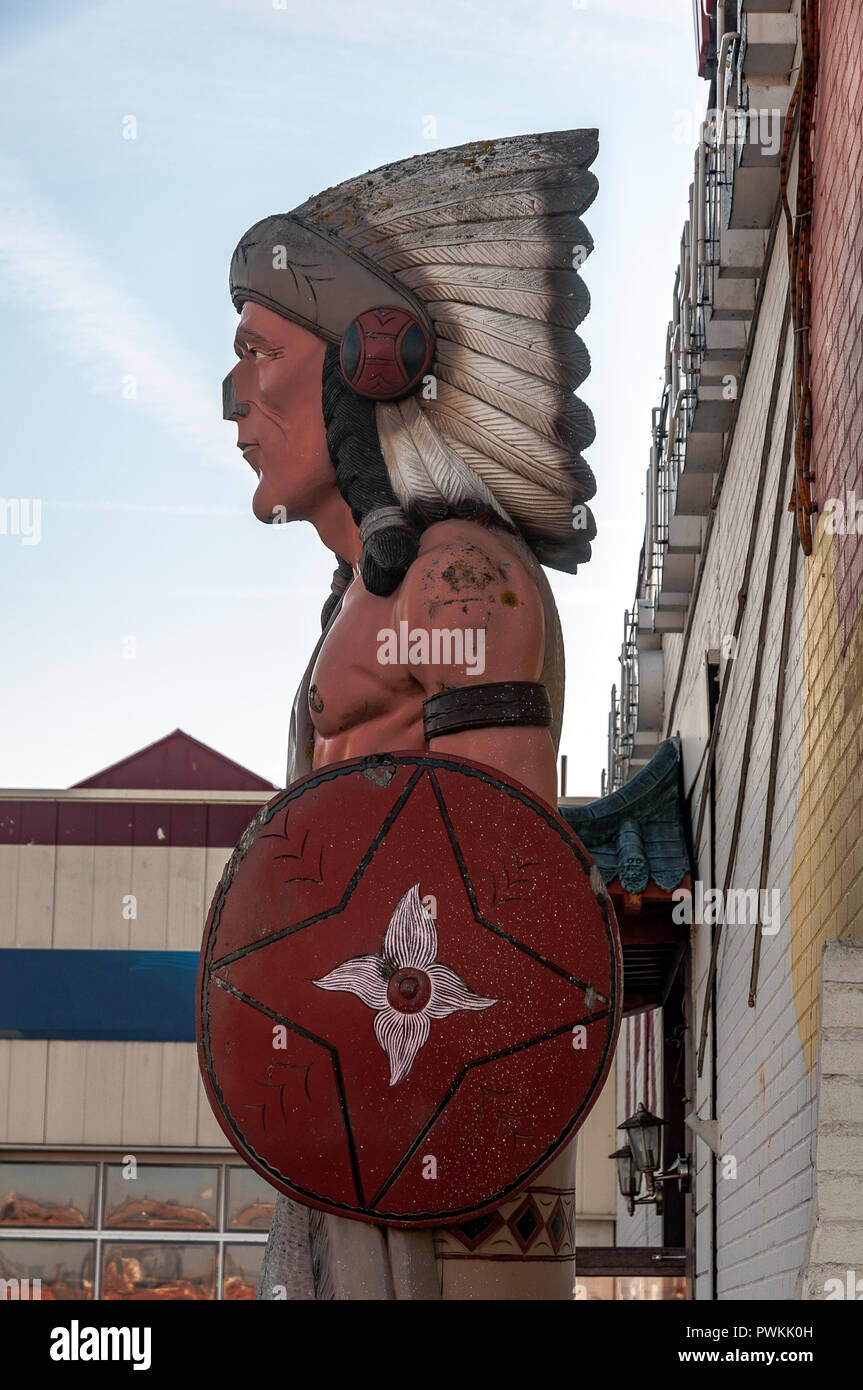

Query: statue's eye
[236,340,270,360]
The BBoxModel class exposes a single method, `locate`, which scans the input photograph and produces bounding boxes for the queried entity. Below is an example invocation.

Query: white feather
[425,384,594,500]
[441,440,581,537]
[374,215,593,272]
[431,303,590,388]
[297,131,599,234]
[396,266,589,329]
[290,129,601,574]
[376,400,510,524]
[434,341,595,448]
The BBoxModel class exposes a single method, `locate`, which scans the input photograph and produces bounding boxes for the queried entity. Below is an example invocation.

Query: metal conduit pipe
[665,411,676,491]
[691,156,700,310]
[716,32,740,117]
[748,457,799,1007]
[691,295,792,863]
[680,227,690,360]
[669,394,684,489]
[681,302,694,373]
[665,201,786,735]
[672,266,681,339]
[693,131,710,312]
[696,382,796,1077]
[646,454,654,584]
[651,447,661,583]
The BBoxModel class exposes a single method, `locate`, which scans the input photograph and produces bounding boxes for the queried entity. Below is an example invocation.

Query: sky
[0,0,707,795]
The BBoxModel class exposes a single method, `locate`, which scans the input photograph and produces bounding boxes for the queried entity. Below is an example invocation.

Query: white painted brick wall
[660,224,813,1298]
[800,942,863,1298]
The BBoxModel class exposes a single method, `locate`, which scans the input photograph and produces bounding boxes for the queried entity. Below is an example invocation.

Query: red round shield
[197,752,621,1228]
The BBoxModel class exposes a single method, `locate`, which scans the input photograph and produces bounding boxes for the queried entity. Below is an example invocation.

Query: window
[103,1164,219,1230]
[577,1275,688,1300]
[0,1158,275,1301]
[222,1242,265,1300]
[102,1242,218,1301]
[0,1162,98,1228]
[226,1167,275,1232]
[0,1238,95,1300]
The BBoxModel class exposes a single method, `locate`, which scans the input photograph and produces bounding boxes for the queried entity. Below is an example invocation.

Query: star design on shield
[312,883,498,1085]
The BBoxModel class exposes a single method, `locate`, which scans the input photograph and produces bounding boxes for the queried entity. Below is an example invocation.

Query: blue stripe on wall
[0,950,198,1042]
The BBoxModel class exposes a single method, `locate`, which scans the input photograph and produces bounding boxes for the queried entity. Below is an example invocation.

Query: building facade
[0,732,280,1299]
[607,0,863,1299]
[0,730,619,1299]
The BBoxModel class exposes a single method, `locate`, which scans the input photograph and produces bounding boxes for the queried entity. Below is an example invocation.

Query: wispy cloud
[582,0,689,21]
[0,157,233,467]
[199,0,692,76]
[46,500,248,517]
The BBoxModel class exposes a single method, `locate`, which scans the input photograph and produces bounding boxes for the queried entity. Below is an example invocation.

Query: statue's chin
[252,489,299,526]
[251,484,278,524]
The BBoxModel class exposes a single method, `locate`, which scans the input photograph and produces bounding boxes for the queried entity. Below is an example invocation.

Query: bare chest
[308,584,419,741]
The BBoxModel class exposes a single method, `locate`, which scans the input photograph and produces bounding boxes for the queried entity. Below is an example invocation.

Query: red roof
[72,730,277,792]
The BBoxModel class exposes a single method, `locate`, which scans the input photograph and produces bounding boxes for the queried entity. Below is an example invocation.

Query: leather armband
[422,681,552,741]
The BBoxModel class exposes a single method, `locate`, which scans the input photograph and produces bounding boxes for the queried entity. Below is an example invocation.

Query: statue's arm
[397,523,559,808]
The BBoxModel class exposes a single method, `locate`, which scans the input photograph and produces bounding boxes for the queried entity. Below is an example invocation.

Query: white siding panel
[44,1041,87,1144]
[53,846,96,950]
[158,1044,199,1147]
[121,1043,164,1148]
[167,847,208,951]
[130,847,170,951]
[0,1040,11,1138]
[0,846,20,948]
[205,849,231,907]
[91,846,134,949]
[14,845,56,948]
[196,1076,231,1149]
[0,1040,47,1143]
[81,1043,125,1145]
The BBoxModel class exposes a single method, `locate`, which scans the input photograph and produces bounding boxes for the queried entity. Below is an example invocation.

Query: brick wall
[609,0,863,1300]
[664,213,811,1298]
[789,0,863,1077]
[799,942,863,1299]
[810,0,863,653]
[653,0,863,1297]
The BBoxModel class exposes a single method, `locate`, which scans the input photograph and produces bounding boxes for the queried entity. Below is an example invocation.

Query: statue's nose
[222,372,250,420]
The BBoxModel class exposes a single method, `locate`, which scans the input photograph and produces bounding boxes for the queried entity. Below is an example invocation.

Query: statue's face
[226,302,331,524]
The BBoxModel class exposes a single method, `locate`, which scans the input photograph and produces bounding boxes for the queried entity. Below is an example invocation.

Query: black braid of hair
[320,555,353,630]
[321,344,419,598]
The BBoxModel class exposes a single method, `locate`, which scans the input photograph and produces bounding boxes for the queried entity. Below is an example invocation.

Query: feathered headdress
[229,130,598,573]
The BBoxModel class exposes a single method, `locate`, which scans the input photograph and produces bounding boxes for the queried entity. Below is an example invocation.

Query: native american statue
[198,130,621,1301]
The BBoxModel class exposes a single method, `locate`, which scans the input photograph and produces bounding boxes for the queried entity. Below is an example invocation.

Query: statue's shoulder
[398,518,544,638]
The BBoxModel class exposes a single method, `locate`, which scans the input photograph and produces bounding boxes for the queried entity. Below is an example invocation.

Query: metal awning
[561,739,692,1015]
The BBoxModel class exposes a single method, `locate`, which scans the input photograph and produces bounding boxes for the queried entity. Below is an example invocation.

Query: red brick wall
[810,0,863,652]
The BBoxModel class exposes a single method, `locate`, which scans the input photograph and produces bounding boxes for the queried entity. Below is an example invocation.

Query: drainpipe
[709,714,718,1301]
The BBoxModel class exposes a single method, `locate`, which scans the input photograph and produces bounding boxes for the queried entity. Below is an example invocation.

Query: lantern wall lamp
[610,1102,691,1216]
